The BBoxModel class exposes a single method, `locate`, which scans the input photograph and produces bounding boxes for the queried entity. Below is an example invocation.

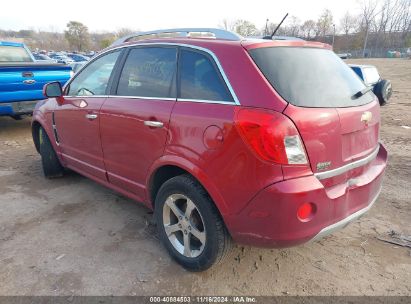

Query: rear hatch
[248,45,380,185]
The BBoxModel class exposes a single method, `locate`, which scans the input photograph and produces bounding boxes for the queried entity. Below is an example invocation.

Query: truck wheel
[373,79,392,106]
[155,175,232,271]
[11,115,23,120]
[39,127,64,178]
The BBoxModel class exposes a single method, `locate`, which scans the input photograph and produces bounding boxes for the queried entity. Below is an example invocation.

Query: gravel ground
[0,58,410,296]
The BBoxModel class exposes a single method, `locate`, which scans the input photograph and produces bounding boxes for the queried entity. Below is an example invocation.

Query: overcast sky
[1,0,363,32]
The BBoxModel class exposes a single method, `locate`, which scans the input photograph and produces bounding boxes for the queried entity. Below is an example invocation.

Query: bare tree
[359,0,379,57]
[287,16,302,37]
[316,9,334,39]
[233,20,259,36]
[219,19,236,32]
[340,12,358,36]
[116,28,136,38]
[300,20,317,39]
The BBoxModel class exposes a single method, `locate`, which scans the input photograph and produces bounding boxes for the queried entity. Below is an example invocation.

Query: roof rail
[111,28,242,46]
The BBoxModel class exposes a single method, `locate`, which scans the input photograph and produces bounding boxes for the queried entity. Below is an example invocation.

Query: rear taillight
[235,108,307,165]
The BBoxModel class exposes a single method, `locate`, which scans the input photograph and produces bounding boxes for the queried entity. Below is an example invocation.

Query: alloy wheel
[162,193,206,258]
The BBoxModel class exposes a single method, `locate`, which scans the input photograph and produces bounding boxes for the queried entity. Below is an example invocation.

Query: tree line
[0,0,409,57]
[222,0,410,56]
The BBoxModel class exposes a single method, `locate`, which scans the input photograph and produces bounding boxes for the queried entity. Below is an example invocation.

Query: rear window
[0,45,32,62]
[249,47,374,107]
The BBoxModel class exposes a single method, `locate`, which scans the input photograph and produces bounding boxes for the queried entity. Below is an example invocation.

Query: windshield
[0,45,32,62]
[249,47,374,107]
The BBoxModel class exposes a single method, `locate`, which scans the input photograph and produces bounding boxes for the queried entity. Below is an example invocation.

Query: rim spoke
[190,227,206,244]
[164,194,206,258]
[164,224,180,236]
[183,233,191,257]
[185,198,196,218]
[166,198,184,218]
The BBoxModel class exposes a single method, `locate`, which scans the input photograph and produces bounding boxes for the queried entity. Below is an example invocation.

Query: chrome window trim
[177,98,236,105]
[314,144,380,180]
[64,42,240,105]
[107,95,176,101]
[311,185,382,242]
[64,95,109,98]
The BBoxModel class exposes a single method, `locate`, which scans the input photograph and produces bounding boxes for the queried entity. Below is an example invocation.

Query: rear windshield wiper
[352,86,373,99]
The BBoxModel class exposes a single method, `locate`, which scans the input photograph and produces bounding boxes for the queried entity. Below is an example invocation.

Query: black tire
[373,79,392,106]
[11,115,23,120]
[39,127,64,178]
[155,174,232,271]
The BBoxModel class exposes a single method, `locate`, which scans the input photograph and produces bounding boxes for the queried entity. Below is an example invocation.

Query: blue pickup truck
[0,41,72,119]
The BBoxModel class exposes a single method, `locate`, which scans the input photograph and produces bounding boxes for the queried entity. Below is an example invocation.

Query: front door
[100,46,178,201]
[55,50,122,180]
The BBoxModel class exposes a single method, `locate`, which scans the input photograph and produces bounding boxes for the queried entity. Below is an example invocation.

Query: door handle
[23,79,36,84]
[85,113,98,120]
[144,120,164,128]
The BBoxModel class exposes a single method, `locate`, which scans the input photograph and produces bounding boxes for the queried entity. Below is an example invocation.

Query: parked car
[0,41,72,118]
[349,64,392,106]
[337,53,352,59]
[32,28,387,271]
[49,53,74,65]
[66,53,89,63]
[33,53,56,63]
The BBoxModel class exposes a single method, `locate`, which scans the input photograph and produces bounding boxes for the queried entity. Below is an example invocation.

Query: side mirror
[43,82,63,98]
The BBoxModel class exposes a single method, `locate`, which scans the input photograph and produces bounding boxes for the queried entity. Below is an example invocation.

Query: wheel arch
[32,120,42,153]
[147,156,230,216]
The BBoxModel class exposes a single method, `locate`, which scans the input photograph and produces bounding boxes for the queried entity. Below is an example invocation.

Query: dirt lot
[0,58,410,296]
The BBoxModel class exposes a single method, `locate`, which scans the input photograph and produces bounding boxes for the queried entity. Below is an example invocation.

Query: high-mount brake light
[235,108,308,165]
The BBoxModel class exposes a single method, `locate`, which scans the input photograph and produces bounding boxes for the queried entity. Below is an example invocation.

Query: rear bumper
[311,185,381,241]
[0,100,40,116]
[225,144,387,248]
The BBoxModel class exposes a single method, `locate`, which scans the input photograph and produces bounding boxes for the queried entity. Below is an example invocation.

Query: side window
[67,50,121,96]
[116,47,177,98]
[179,49,233,102]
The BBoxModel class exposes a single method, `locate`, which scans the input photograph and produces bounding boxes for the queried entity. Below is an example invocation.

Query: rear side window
[117,47,177,98]
[179,49,233,102]
[249,47,374,107]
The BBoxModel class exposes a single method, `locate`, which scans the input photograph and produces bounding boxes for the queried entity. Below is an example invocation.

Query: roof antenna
[263,13,289,40]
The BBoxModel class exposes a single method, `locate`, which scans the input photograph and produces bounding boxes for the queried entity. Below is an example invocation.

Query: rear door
[54,50,122,180]
[100,46,177,201]
[249,47,380,181]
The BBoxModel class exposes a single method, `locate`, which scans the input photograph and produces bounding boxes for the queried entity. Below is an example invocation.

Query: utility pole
[332,24,336,48]
[265,19,269,36]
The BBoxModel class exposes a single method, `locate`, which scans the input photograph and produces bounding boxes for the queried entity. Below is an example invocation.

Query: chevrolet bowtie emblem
[361,111,373,125]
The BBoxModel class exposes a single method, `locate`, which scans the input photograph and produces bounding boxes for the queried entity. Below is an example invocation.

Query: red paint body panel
[99,97,175,203]
[166,102,284,215]
[32,37,388,249]
[54,96,107,180]
[284,99,380,176]
[226,145,387,247]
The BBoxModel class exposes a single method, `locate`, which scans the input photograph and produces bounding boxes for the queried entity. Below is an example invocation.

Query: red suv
[32,28,387,271]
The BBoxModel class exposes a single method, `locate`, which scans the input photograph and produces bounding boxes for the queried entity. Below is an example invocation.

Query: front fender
[31,99,61,159]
